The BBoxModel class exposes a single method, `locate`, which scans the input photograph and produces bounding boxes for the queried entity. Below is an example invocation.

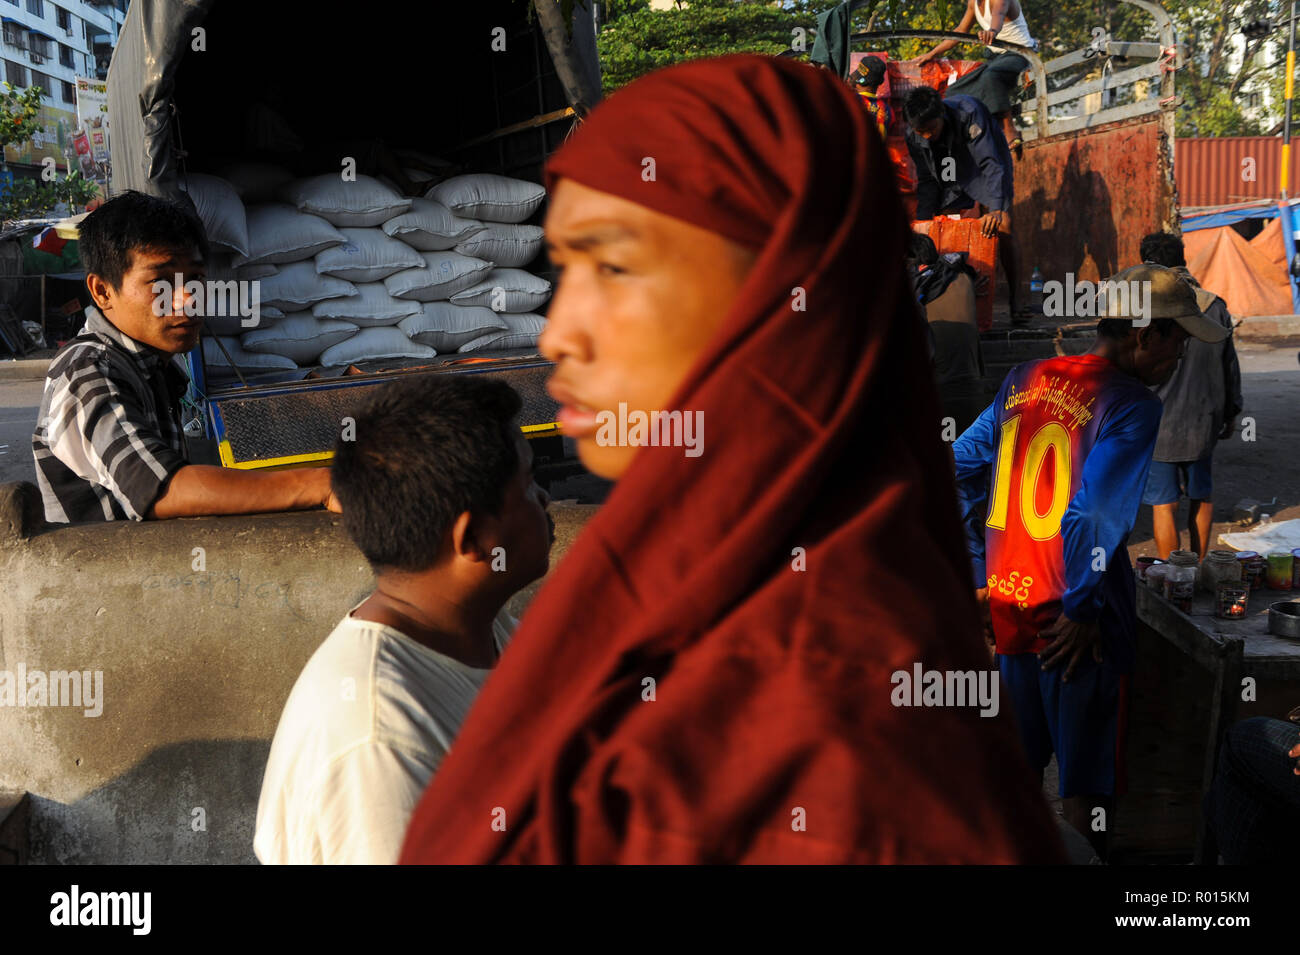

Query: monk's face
[541,178,758,479]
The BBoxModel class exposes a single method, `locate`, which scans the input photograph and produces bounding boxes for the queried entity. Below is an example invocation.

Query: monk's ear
[450,509,490,564]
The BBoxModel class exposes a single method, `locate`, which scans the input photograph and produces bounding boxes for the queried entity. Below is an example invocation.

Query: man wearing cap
[1137,232,1242,560]
[851,55,893,139]
[952,264,1226,859]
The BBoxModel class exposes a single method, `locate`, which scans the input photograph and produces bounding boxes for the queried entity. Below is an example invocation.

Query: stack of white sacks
[187,164,551,371]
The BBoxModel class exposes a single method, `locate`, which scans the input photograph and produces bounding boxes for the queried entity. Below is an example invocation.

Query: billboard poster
[2,103,77,170]
[74,77,110,165]
[73,129,98,179]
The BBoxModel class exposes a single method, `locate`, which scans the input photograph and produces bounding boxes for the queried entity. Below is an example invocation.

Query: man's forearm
[149,464,331,519]
[988,0,1008,33]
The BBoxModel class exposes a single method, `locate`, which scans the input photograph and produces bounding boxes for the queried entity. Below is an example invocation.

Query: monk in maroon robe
[401,54,1064,864]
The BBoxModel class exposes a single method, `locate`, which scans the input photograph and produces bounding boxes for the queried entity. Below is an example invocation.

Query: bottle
[1200,550,1241,594]
[1146,563,1169,594]
[1163,550,1199,612]
[1030,267,1044,309]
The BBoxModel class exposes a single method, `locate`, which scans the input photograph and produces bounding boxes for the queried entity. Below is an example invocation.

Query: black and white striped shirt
[33,306,191,523]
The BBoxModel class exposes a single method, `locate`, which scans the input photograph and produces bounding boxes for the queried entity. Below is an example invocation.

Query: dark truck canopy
[107,0,602,198]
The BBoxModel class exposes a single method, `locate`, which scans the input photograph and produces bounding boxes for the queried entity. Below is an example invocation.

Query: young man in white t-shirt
[254,375,553,864]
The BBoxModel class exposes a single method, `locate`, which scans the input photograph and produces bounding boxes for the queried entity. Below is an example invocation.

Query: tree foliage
[2,171,99,223]
[591,0,1290,137]
[0,82,44,151]
[0,81,98,225]
[598,0,827,92]
[1170,0,1276,137]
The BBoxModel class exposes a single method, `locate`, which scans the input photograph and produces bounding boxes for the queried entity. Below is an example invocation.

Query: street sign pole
[1281,0,1300,312]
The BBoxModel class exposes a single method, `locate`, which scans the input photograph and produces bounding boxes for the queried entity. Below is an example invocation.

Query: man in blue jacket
[904,87,1023,321]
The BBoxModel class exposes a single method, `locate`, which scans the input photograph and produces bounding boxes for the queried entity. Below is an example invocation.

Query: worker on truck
[913,0,1036,159]
[32,191,340,524]
[903,86,1025,323]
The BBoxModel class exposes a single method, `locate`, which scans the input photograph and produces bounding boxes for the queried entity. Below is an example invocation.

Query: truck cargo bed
[207,351,558,470]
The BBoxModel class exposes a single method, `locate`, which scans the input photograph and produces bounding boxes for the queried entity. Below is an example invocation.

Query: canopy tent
[1182,219,1293,317]
[1250,215,1288,272]
[1178,199,1297,317]
[1181,200,1283,233]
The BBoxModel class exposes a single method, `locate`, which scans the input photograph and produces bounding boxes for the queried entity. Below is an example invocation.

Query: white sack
[318,327,437,366]
[426,173,545,224]
[399,303,508,352]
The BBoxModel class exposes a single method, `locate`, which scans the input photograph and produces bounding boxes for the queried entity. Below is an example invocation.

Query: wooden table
[1135,583,1300,862]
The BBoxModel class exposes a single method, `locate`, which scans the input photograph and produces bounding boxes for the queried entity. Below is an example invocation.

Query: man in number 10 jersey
[953,264,1227,858]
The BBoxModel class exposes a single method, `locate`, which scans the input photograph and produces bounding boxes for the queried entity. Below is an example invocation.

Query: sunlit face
[87,245,207,354]
[540,178,759,479]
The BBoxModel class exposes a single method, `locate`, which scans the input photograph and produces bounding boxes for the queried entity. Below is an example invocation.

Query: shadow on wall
[29,740,272,865]
[1021,146,1119,283]
[1055,143,1119,281]
[1017,117,1171,286]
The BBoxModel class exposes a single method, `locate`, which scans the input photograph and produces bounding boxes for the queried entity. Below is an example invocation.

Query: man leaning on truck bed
[32,191,340,524]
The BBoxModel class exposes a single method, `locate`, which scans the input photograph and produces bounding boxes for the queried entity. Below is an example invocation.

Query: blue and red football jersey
[953,354,1162,668]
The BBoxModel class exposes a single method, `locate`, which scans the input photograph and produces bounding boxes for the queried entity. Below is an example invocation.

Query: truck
[828,0,1184,387]
[106,0,603,483]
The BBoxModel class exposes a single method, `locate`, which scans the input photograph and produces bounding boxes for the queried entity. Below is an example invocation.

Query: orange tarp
[1250,215,1287,272]
[1183,224,1293,317]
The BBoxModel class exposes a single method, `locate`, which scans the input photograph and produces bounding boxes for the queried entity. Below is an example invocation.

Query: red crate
[917,216,999,331]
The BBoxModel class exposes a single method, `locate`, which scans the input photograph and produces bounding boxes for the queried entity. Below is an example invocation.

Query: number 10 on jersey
[985,414,1072,542]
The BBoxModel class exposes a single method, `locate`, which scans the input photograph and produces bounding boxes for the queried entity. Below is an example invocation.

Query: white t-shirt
[253,606,514,864]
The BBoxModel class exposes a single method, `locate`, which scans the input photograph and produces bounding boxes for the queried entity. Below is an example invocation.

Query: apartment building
[1,0,127,173]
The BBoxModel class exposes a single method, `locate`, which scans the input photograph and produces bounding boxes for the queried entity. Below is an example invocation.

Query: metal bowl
[1267,601,1300,639]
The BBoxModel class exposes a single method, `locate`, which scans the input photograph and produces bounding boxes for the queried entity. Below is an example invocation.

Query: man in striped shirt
[33,191,338,524]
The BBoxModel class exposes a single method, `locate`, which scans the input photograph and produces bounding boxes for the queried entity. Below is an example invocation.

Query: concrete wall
[0,480,595,863]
